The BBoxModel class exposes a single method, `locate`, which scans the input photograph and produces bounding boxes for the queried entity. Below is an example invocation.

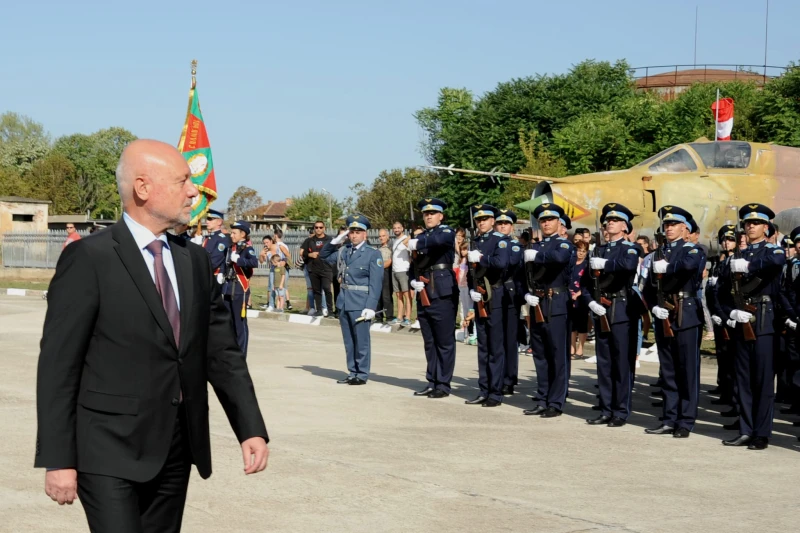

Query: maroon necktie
[146,240,181,347]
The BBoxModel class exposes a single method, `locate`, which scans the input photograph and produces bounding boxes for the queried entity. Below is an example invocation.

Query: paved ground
[1,294,798,533]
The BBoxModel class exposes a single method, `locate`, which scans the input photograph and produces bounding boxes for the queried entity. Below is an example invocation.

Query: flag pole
[190,59,202,238]
[714,88,720,142]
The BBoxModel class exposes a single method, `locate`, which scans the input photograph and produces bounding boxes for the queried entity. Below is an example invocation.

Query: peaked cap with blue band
[207,208,225,219]
[738,203,775,223]
[231,220,251,234]
[471,203,498,219]
[346,214,371,231]
[718,224,737,243]
[790,226,800,243]
[766,222,776,238]
[688,218,699,234]
[532,202,565,220]
[600,203,634,224]
[495,209,517,224]
[418,197,447,213]
[560,213,572,230]
[658,205,693,227]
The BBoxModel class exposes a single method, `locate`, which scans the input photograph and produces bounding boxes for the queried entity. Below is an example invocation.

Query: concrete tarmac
[1,295,798,533]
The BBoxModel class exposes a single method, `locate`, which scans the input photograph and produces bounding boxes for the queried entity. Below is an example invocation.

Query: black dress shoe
[541,407,562,418]
[349,378,367,385]
[607,416,627,427]
[645,424,675,435]
[723,435,752,446]
[414,387,434,396]
[720,408,739,417]
[586,415,612,425]
[748,437,769,450]
[651,401,664,407]
[651,390,664,398]
[465,395,488,405]
[523,406,546,416]
[336,377,354,384]
[428,390,449,399]
[710,398,730,405]
[591,405,602,411]
[723,420,741,431]
[482,398,501,407]
[501,385,515,396]
[673,428,690,438]
[706,387,721,395]
[793,420,800,427]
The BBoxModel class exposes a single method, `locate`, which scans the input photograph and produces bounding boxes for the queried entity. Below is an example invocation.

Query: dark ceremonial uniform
[581,205,640,422]
[496,209,523,393]
[320,215,384,383]
[202,230,232,277]
[222,222,258,358]
[706,228,737,406]
[780,227,800,411]
[468,212,511,404]
[410,198,458,396]
[644,209,705,433]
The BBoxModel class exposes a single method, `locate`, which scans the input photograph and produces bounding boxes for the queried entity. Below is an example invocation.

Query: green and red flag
[178,60,217,226]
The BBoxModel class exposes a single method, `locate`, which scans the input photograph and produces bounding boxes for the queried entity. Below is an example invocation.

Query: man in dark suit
[35,139,270,532]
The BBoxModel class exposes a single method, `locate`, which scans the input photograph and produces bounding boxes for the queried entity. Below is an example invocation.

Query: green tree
[751,63,800,146]
[500,132,568,209]
[0,166,29,197]
[24,153,78,214]
[350,168,439,229]
[285,188,344,225]
[0,112,51,172]
[226,186,264,222]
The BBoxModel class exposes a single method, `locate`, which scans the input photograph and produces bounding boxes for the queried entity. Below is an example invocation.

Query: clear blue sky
[3,0,797,207]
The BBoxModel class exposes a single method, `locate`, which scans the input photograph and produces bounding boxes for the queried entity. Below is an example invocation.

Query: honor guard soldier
[717,204,786,450]
[201,208,231,278]
[494,209,523,395]
[222,220,259,357]
[644,206,705,438]
[465,204,510,407]
[582,203,640,427]
[321,214,384,385]
[781,227,800,420]
[406,198,459,398]
[522,203,574,418]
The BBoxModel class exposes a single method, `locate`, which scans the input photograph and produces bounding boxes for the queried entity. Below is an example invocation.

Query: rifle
[731,219,757,341]
[590,213,611,333]
[469,207,489,318]
[524,238,545,324]
[409,201,431,307]
[653,224,675,338]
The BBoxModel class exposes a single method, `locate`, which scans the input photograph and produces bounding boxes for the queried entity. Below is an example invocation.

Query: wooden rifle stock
[741,302,757,341]
[475,282,488,318]
[417,274,431,307]
[532,299,545,323]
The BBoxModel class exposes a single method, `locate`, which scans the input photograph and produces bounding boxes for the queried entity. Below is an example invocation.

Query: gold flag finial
[191,59,198,89]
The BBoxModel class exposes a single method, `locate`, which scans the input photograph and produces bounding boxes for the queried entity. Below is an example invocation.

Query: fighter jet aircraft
[429,139,800,247]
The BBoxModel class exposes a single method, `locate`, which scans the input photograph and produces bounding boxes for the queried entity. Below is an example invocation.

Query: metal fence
[1,229,383,278]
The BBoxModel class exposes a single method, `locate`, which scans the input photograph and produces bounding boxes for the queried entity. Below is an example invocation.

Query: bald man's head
[116,139,198,234]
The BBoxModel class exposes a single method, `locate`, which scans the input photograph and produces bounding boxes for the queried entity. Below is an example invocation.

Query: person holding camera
[223,220,259,357]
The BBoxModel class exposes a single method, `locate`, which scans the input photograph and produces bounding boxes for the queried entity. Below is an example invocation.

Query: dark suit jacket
[34,219,269,482]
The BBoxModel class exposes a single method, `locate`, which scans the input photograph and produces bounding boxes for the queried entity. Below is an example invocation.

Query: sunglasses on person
[314,225,325,229]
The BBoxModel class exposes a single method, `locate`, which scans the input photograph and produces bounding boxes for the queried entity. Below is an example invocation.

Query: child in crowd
[271,254,286,312]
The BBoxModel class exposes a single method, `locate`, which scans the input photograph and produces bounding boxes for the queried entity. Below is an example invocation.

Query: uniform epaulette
[511,239,519,243]
[683,242,695,247]
[766,243,777,248]
[493,231,507,238]
[440,224,450,229]
[622,240,634,246]
[557,236,567,240]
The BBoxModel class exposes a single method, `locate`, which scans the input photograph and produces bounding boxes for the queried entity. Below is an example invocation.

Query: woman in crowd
[570,240,590,358]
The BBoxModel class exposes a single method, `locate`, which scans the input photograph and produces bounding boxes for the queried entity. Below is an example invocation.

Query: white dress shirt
[123,213,181,310]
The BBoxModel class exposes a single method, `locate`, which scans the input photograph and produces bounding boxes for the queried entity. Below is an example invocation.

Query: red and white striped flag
[711,97,735,141]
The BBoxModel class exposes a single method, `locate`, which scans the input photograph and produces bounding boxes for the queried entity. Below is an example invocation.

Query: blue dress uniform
[781,228,800,415]
[581,204,640,425]
[643,206,705,437]
[524,203,574,417]
[222,221,259,358]
[408,198,458,397]
[706,225,738,408]
[718,205,786,449]
[201,209,231,277]
[320,214,384,384]
[466,204,510,407]
[496,209,523,394]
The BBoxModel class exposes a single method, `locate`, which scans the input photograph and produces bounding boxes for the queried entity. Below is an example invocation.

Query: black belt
[745,295,771,304]
[425,264,451,272]
[534,286,568,297]
[666,291,700,299]
[601,289,628,299]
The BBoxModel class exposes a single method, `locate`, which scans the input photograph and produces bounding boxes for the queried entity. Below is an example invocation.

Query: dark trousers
[655,322,701,430]
[734,334,776,438]
[714,326,735,402]
[224,293,249,357]
[476,304,505,402]
[785,334,800,407]
[78,409,191,533]
[594,319,637,419]
[503,304,520,387]
[310,271,333,313]
[340,310,371,380]
[417,294,457,393]
[381,267,394,320]
[530,313,569,410]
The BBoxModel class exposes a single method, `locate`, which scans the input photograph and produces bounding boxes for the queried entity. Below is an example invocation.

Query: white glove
[190,235,204,245]
[467,250,482,263]
[331,231,348,245]
[588,301,607,316]
[407,238,419,251]
[730,309,753,323]
[652,306,670,320]
[360,309,376,321]
[708,276,718,287]
[524,293,539,307]
[216,272,225,285]
[786,318,798,331]
[230,252,240,263]
[524,249,538,262]
[470,290,482,303]
[712,315,722,326]
[726,319,737,329]
[410,279,425,292]
[652,260,669,274]
[589,257,607,270]
[730,258,749,273]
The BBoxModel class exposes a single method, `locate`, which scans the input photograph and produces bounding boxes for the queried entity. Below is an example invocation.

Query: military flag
[711,94,735,141]
[178,60,218,226]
